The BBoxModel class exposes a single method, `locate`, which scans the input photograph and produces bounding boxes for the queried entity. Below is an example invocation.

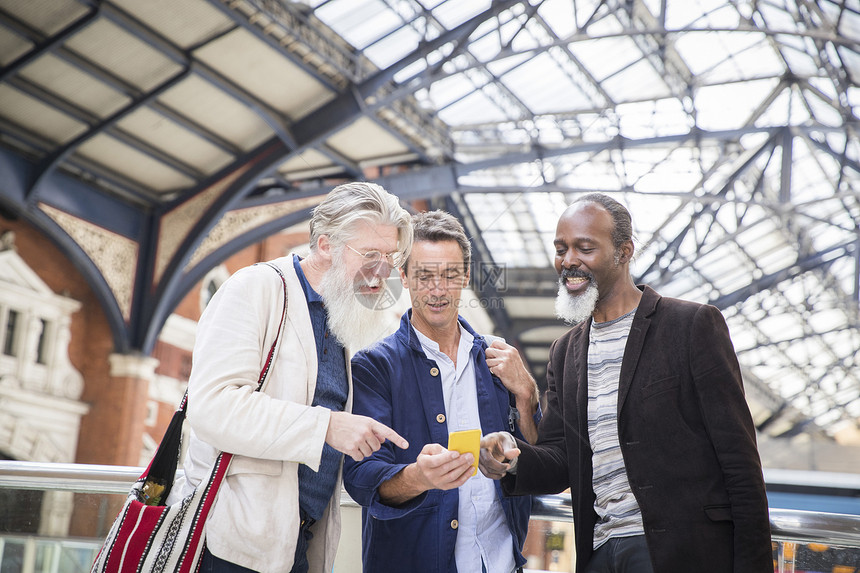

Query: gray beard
[555,281,599,325]
[318,255,393,351]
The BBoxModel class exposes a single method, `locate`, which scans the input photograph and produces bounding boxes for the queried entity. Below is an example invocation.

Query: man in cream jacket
[169,182,413,573]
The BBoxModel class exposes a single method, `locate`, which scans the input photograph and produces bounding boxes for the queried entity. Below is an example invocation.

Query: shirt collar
[411,321,474,355]
[292,254,324,304]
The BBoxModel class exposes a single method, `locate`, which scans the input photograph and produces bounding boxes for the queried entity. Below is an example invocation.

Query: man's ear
[399,267,409,289]
[618,240,634,264]
[317,234,334,262]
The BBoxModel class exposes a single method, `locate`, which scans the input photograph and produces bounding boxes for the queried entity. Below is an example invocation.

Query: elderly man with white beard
[167,182,413,573]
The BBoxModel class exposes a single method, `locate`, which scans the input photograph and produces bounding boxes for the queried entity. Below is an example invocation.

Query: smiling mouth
[561,273,593,293]
[357,278,383,293]
[427,299,448,311]
[565,276,588,287]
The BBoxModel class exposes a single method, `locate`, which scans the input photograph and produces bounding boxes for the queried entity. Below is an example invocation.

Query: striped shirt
[587,308,644,549]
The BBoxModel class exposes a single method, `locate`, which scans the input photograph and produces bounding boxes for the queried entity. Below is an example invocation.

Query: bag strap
[140,263,289,505]
[257,261,289,392]
[176,261,289,413]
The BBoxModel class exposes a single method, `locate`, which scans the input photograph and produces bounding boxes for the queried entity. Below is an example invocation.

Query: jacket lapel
[617,286,657,413]
[281,256,318,404]
[571,321,591,446]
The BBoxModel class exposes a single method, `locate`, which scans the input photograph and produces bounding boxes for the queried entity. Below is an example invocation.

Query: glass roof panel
[500,52,594,115]
[614,99,692,138]
[4,0,860,445]
[568,37,644,82]
[839,46,860,78]
[314,0,398,49]
[304,0,860,439]
[691,35,786,84]
[431,0,489,29]
[601,58,673,103]
[830,4,860,39]
[663,0,735,27]
[775,42,824,77]
[536,0,577,38]
[438,88,516,125]
[675,31,743,76]
[429,72,482,110]
[364,24,424,69]
[695,80,781,130]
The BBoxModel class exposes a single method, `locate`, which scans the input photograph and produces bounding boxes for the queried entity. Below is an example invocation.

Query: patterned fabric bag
[91,263,288,573]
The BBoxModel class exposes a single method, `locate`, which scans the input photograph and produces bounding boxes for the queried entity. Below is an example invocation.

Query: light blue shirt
[413,324,517,573]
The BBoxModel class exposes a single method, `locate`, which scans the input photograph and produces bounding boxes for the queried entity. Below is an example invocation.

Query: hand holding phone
[447,429,481,476]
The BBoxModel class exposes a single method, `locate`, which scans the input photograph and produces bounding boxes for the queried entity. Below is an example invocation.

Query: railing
[2,461,859,573]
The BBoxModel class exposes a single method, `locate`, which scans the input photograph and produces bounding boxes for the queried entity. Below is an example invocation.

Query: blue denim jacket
[343,311,538,573]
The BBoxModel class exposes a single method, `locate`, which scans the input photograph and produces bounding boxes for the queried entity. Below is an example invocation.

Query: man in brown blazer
[479,193,772,573]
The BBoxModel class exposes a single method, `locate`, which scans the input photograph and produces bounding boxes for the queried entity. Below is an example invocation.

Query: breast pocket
[641,375,680,399]
[704,504,733,522]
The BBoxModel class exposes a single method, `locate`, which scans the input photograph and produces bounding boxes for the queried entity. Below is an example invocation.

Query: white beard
[318,255,394,351]
[555,281,599,325]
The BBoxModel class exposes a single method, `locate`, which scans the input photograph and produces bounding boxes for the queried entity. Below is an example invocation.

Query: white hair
[555,281,599,325]
[309,182,413,256]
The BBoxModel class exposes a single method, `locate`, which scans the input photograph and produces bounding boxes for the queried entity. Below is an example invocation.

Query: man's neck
[299,253,327,293]
[411,319,462,365]
[592,282,642,323]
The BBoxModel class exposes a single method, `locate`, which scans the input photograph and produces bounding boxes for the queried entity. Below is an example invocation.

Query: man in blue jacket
[343,210,540,573]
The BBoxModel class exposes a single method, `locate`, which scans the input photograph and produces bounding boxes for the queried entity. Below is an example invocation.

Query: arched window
[199,265,230,314]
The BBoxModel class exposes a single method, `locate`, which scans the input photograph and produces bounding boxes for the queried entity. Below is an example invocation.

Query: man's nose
[370,259,392,278]
[428,278,446,293]
[562,250,580,270]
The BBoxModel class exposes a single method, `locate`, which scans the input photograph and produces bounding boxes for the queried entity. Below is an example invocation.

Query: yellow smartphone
[447,429,481,476]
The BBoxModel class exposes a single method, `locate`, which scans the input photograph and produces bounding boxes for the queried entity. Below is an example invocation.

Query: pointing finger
[374,422,409,449]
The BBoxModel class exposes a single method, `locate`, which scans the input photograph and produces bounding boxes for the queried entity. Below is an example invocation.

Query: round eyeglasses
[346,244,405,268]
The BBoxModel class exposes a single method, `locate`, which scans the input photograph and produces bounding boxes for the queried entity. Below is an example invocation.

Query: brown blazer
[503,286,772,573]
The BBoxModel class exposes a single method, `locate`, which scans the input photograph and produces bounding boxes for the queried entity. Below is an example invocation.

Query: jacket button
[450,519,458,529]
[430,367,439,376]
[436,413,446,423]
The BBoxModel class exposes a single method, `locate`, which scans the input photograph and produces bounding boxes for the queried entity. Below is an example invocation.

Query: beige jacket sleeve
[186,261,330,469]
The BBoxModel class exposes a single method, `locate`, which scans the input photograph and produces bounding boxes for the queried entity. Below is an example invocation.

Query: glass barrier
[2,461,859,573]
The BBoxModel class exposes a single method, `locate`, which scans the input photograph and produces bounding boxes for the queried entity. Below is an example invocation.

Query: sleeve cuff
[367,464,429,520]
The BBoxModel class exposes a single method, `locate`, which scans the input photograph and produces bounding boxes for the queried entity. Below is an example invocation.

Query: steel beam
[208,0,357,88]
[0,146,146,352]
[139,203,317,353]
[708,240,857,310]
[0,5,100,83]
[28,68,193,201]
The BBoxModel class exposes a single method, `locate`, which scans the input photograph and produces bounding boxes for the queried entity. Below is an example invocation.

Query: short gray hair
[573,192,634,250]
[309,182,413,256]
[404,210,471,273]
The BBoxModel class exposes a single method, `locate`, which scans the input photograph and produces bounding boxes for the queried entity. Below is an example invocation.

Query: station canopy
[0,0,858,440]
